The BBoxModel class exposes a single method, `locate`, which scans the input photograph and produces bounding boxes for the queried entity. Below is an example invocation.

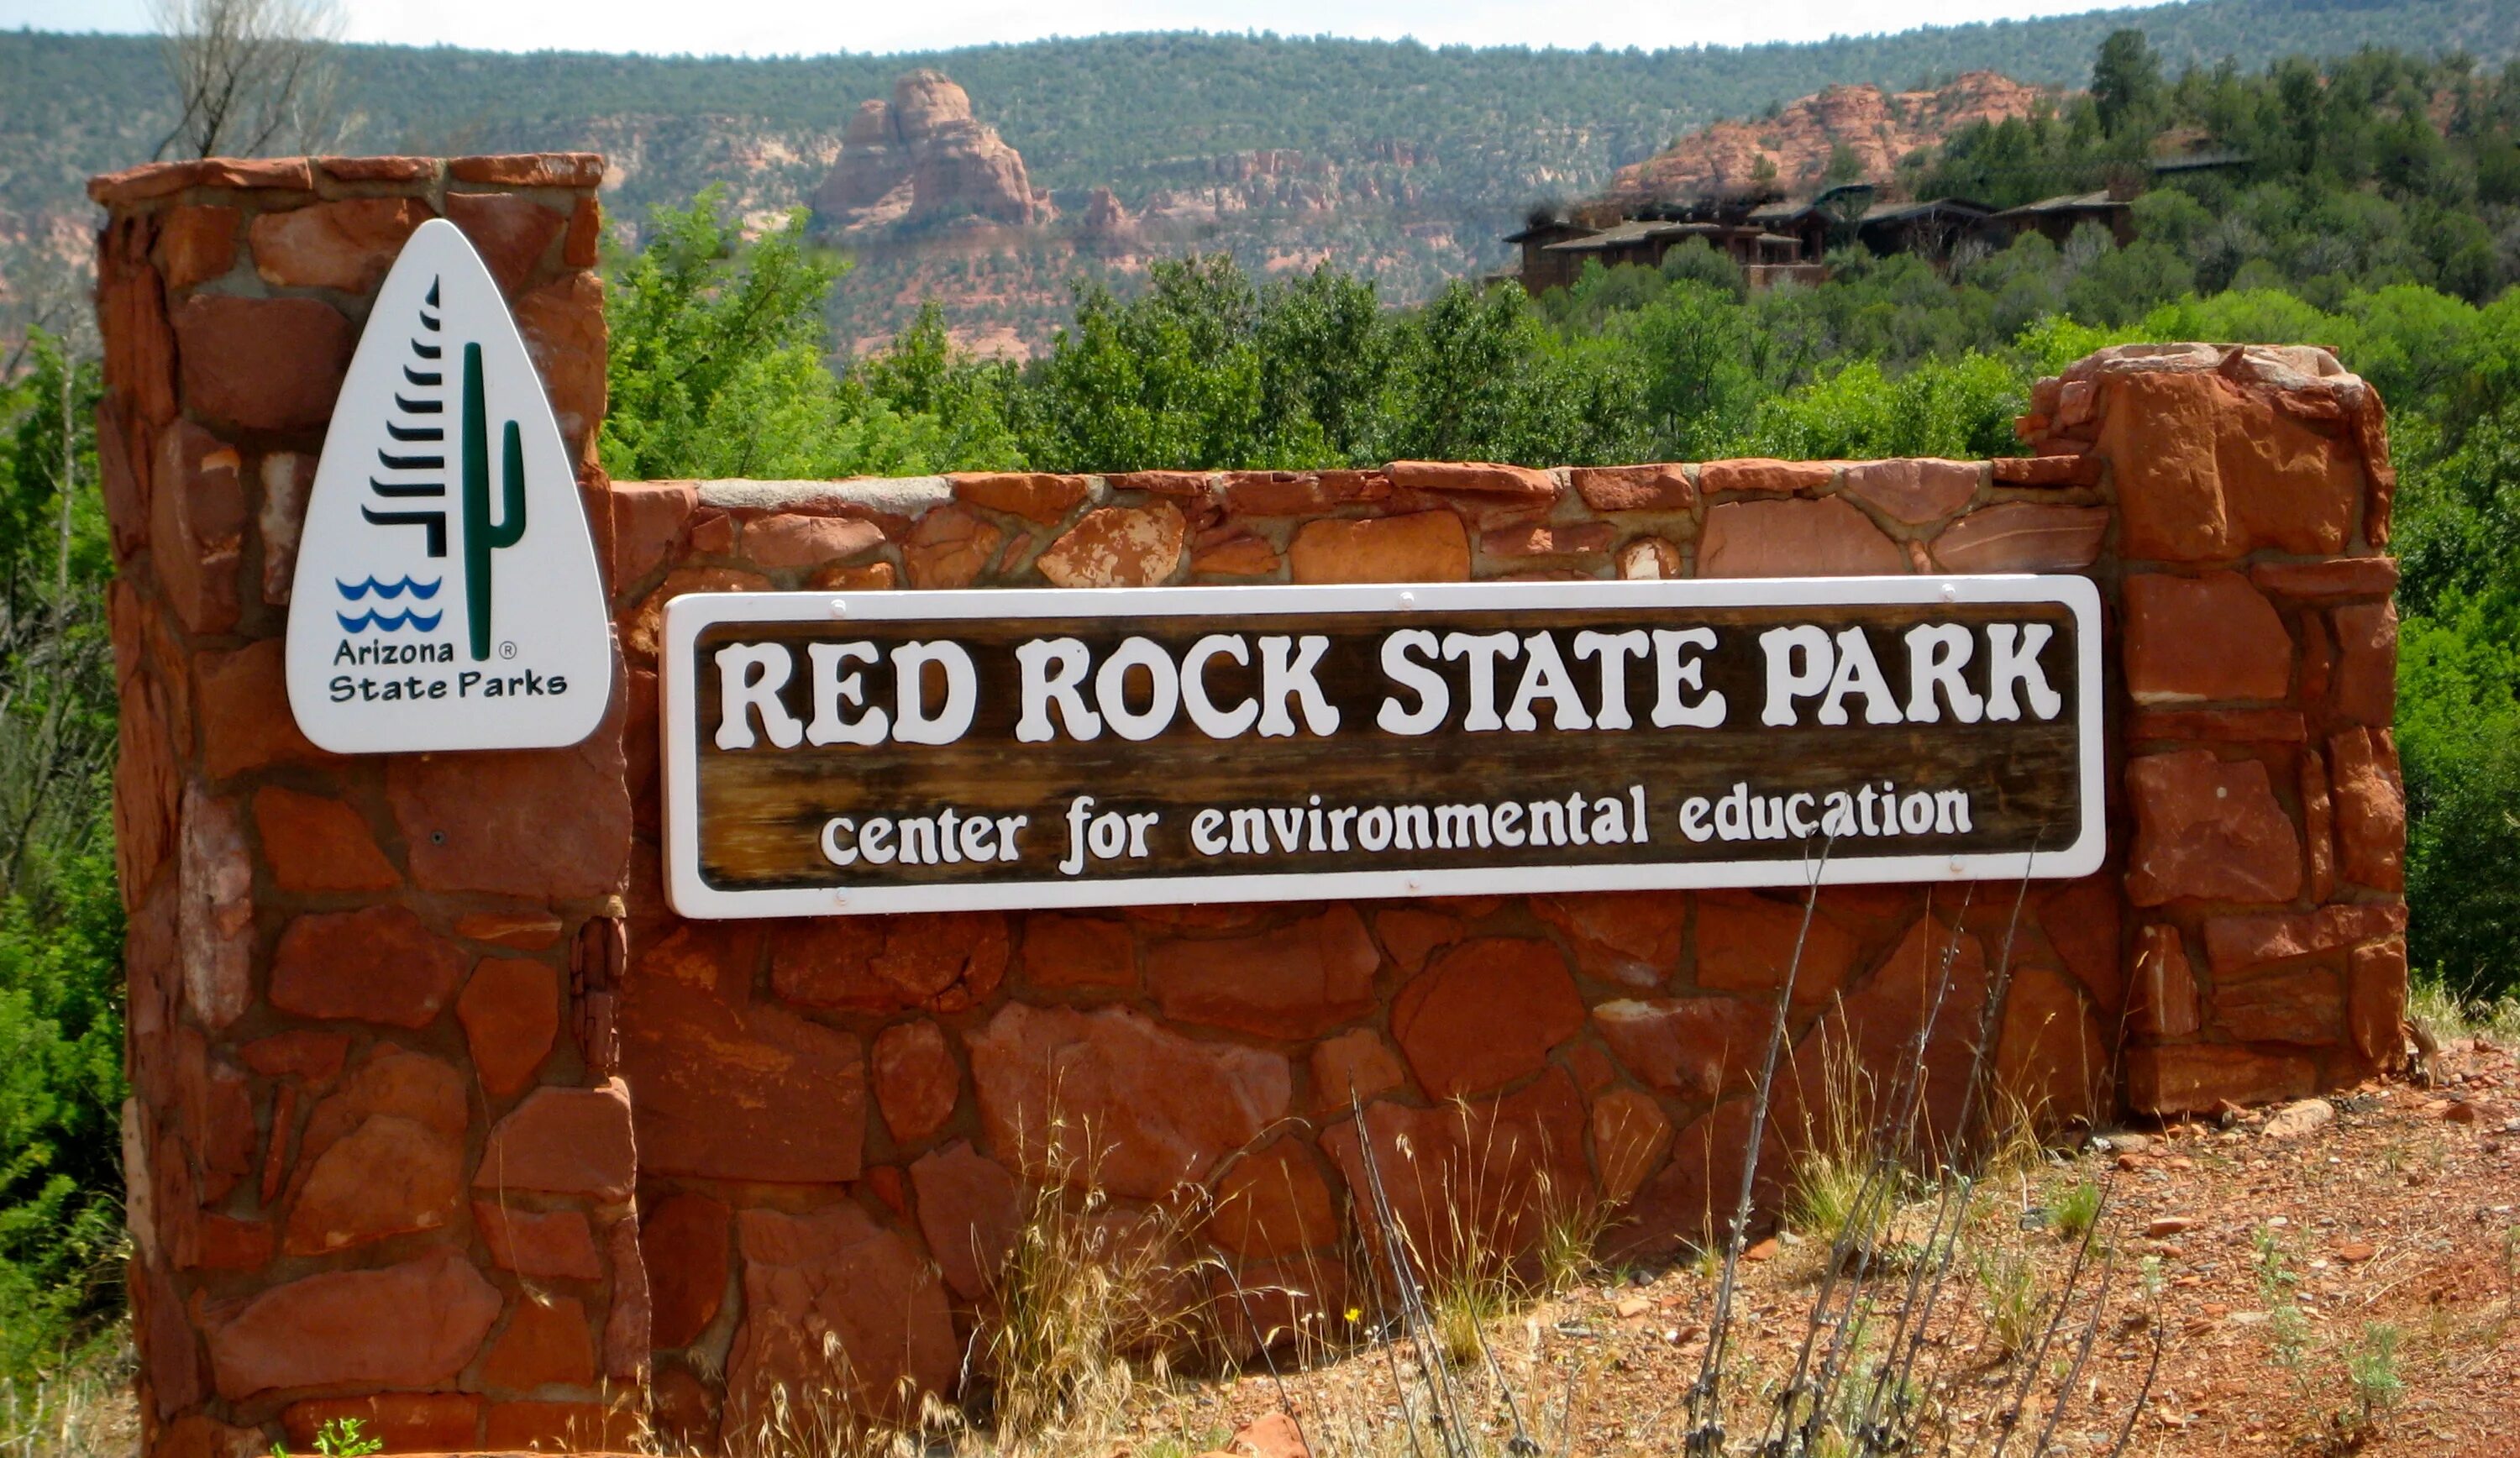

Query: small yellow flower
[1345,1307,1363,1323]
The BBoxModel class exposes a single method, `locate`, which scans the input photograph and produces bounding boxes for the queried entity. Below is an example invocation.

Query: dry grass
[0,1329,135,1458]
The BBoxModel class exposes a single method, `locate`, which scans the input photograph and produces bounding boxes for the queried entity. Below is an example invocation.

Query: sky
[5,0,2179,60]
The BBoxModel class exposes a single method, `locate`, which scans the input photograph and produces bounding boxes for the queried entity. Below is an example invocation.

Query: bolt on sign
[661,577,2103,918]
[285,219,612,753]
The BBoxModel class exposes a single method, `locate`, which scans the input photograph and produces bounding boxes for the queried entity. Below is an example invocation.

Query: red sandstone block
[1569,463,1693,513]
[1310,1027,1408,1110]
[2202,902,2409,974]
[1208,1136,1339,1259]
[444,192,564,296]
[458,958,560,1097]
[2349,937,2408,1070]
[1107,469,1217,499]
[2210,963,2344,1046]
[253,785,399,894]
[2123,572,2292,704]
[453,910,566,950]
[173,294,353,432]
[1189,529,1280,576]
[910,1141,1021,1300]
[515,272,607,463]
[249,197,435,291]
[1990,454,2097,486]
[1699,497,1905,578]
[449,152,608,187]
[282,1393,483,1453]
[1016,914,1138,989]
[2129,925,2201,1039]
[1036,502,1188,587]
[316,155,441,183]
[239,1029,350,1083]
[742,512,885,570]
[1287,511,1469,584]
[151,418,246,635]
[1842,458,1981,524]
[154,204,239,291]
[966,1001,1287,1198]
[2250,557,2398,600]
[476,1201,604,1281]
[2329,601,2397,726]
[1698,458,1835,495]
[2329,727,2406,892]
[1480,521,1616,559]
[481,1295,597,1391]
[2125,1044,2317,1114]
[207,1251,499,1399]
[902,504,1003,589]
[2127,708,2307,743]
[1387,459,1557,500]
[1225,469,1389,516]
[1929,502,2108,572]
[1147,906,1379,1039]
[475,1080,638,1201]
[88,156,314,204]
[2125,749,2302,907]
[2101,370,2360,562]
[873,1019,960,1143]
[951,471,1091,523]
[1392,937,1584,1099]
[642,1192,732,1348]
[811,560,897,591]
[270,905,464,1028]
[564,195,603,267]
[482,1400,640,1452]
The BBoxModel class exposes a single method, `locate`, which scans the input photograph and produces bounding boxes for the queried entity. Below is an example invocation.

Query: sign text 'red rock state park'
[662,577,2102,917]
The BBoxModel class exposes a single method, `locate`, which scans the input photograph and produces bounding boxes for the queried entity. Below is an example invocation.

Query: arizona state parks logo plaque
[284,219,612,753]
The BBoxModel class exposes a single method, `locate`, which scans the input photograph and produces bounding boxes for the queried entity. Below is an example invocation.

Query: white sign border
[660,574,2106,920]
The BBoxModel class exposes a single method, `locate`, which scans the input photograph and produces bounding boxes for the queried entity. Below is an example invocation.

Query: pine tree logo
[286,218,612,753]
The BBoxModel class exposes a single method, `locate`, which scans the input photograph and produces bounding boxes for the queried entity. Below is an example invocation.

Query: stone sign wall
[92,154,2407,1456]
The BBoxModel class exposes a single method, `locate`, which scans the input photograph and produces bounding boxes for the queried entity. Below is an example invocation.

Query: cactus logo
[285,218,612,753]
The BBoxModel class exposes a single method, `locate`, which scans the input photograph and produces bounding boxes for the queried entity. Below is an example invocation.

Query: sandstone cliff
[1604,71,2050,203]
[812,71,1039,232]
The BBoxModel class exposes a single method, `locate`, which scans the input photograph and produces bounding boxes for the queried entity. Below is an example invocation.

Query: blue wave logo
[336,575,444,601]
[337,609,445,633]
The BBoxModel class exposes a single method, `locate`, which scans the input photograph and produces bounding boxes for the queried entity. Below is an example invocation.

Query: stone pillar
[2021,344,2407,1112]
[92,152,642,1457]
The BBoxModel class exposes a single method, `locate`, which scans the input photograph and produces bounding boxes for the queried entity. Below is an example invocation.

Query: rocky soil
[1131,1032,2520,1458]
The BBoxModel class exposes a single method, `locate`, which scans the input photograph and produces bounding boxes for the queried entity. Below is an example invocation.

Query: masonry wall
[94,155,2407,1456]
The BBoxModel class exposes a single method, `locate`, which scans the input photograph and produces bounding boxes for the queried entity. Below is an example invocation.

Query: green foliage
[1746,352,2025,460]
[270,1416,386,1458]
[0,329,122,1382]
[601,190,1014,479]
[2348,1323,2406,1424]
[2092,29,2166,139]
[2053,1179,2103,1241]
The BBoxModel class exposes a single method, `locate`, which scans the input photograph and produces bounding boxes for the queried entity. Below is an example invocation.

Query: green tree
[2092,29,2163,139]
[0,328,122,1381]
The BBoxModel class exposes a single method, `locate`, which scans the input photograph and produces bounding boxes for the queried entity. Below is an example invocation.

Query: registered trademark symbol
[499,640,517,659]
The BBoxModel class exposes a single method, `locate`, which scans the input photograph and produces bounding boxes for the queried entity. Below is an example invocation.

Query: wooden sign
[659,577,2103,918]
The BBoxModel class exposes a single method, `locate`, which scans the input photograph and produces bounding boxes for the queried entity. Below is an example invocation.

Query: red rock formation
[811,71,1037,231]
[1604,70,2050,204]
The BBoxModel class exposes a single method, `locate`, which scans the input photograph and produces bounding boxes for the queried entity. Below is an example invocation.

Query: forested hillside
[3,0,2517,349]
